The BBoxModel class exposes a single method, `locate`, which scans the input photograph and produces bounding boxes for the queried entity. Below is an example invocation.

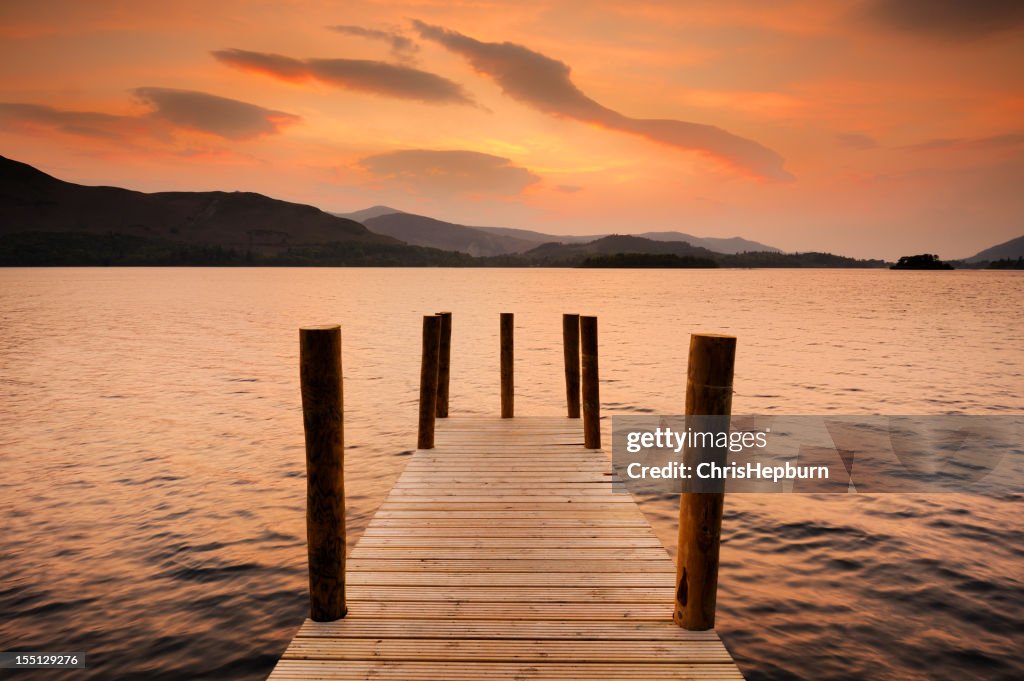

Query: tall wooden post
[674,333,736,630]
[299,325,347,622]
[562,313,581,418]
[418,315,442,449]
[500,312,514,418]
[435,311,452,418]
[580,315,600,448]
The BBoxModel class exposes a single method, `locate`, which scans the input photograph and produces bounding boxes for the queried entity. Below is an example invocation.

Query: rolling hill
[964,235,1024,263]
[484,235,884,268]
[1,157,881,268]
[334,205,403,223]
[518,235,720,264]
[0,155,395,256]
[342,206,782,255]
[473,225,594,245]
[632,231,780,254]
[0,156,482,265]
[363,212,538,256]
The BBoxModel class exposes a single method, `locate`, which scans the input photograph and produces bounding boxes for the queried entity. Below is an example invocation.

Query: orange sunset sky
[1,0,1022,259]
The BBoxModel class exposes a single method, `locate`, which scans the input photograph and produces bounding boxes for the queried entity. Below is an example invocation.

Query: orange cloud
[411,21,793,181]
[0,89,299,144]
[327,24,419,62]
[902,132,1024,152]
[359,149,540,196]
[836,132,880,150]
[212,48,476,106]
[133,88,299,140]
[861,0,1024,40]
[0,103,155,141]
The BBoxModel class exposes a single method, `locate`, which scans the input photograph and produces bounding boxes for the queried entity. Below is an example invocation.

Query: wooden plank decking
[268,415,744,680]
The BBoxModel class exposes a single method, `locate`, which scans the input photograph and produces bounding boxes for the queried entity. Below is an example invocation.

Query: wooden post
[435,311,452,418]
[418,315,442,449]
[500,312,514,418]
[563,313,581,418]
[580,315,600,448]
[299,325,347,622]
[674,333,736,631]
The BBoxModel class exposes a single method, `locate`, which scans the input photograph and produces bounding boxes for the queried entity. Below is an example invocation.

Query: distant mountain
[334,205,403,223]
[474,225,595,245]
[341,204,782,254]
[0,155,395,255]
[364,212,538,256]
[964,235,1024,263]
[1,158,878,268]
[520,235,720,264]
[0,156,482,266]
[477,226,781,253]
[633,231,780,254]
[489,235,884,268]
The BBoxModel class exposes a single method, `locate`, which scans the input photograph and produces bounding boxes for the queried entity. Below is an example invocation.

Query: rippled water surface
[1,268,1022,680]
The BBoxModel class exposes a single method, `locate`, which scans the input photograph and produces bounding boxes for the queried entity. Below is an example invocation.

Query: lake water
[1,267,1021,680]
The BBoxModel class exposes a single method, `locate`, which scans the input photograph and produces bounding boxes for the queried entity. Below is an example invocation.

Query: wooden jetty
[271,315,744,679]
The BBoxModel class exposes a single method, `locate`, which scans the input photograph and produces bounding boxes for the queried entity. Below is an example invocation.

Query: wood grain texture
[435,311,452,418]
[500,312,514,418]
[675,333,736,631]
[562,313,581,418]
[270,415,744,679]
[417,315,441,449]
[299,325,347,622]
[580,316,601,448]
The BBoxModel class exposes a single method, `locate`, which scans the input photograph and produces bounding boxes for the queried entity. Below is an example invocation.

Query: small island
[890,254,954,270]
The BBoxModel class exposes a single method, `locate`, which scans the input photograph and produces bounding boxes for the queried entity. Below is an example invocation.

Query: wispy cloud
[904,132,1024,151]
[862,0,1024,40]
[358,149,540,196]
[0,89,298,143]
[837,132,880,150]
[0,103,149,140]
[411,20,792,181]
[133,87,299,140]
[212,48,475,106]
[328,24,419,62]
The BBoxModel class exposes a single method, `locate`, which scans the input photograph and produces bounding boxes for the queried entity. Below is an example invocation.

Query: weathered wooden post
[580,315,600,448]
[435,311,452,418]
[500,312,514,418]
[299,325,347,621]
[674,333,736,630]
[418,315,442,449]
[562,313,581,418]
